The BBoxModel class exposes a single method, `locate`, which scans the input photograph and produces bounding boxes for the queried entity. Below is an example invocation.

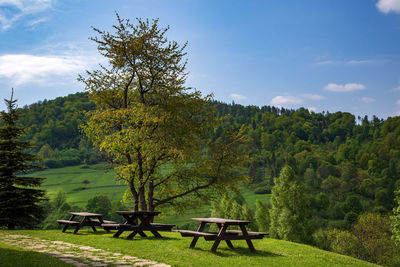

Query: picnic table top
[69,212,104,217]
[116,210,161,215]
[191,217,250,225]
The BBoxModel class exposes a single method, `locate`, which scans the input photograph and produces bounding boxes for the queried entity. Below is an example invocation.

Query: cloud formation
[0,0,52,30]
[377,0,400,14]
[271,95,303,105]
[361,97,375,103]
[0,54,88,85]
[230,93,247,100]
[324,83,366,92]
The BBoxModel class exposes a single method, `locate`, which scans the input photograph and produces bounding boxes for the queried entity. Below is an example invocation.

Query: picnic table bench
[101,211,175,239]
[173,217,268,252]
[57,212,116,234]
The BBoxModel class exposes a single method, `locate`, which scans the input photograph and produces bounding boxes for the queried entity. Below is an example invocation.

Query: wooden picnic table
[57,212,115,234]
[174,217,268,252]
[102,210,175,239]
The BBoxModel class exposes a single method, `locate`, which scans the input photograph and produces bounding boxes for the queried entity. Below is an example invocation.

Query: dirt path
[0,233,170,267]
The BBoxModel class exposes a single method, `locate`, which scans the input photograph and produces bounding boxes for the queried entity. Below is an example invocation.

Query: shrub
[327,229,361,259]
[352,213,395,265]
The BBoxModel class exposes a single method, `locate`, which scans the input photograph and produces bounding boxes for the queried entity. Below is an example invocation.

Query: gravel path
[0,233,170,267]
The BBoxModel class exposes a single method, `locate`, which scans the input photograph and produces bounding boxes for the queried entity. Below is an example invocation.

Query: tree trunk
[129,179,139,211]
[147,181,154,212]
[138,185,147,211]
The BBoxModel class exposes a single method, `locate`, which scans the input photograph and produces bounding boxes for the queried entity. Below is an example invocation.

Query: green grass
[25,164,270,227]
[0,242,73,267]
[0,230,377,267]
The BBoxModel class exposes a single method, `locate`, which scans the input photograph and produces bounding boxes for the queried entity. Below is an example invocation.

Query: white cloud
[397,99,400,105]
[307,107,317,113]
[271,95,303,105]
[230,93,246,100]
[0,0,52,30]
[301,94,325,100]
[0,54,89,85]
[377,0,400,14]
[324,83,366,92]
[393,85,400,91]
[361,97,375,103]
[346,60,376,65]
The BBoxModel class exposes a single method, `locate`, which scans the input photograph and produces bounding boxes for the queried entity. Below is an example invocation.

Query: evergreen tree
[269,165,310,243]
[255,200,270,232]
[0,90,47,229]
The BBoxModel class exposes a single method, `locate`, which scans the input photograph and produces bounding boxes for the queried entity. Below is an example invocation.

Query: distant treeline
[17,92,400,230]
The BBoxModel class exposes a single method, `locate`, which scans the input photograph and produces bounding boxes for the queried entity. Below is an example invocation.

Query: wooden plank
[56,220,79,225]
[173,230,217,237]
[191,218,249,225]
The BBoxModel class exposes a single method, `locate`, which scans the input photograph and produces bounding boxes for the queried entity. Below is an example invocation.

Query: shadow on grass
[192,247,282,258]
[120,235,181,241]
[0,247,71,267]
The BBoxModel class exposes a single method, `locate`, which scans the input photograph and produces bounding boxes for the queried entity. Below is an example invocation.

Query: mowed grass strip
[2,230,377,267]
[0,242,73,267]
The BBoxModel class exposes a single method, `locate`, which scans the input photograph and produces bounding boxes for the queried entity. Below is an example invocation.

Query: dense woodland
[16,92,400,226]
[10,91,400,264]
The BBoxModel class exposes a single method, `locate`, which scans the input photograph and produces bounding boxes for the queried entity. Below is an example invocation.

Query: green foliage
[326,213,396,265]
[80,15,247,211]
[0,91,47,229]
[209,194,257,231]
[255,200,270,232]
[269,166,310,243]
[86,195,112,216]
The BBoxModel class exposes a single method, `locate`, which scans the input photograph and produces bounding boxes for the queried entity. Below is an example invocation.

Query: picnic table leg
[127,231,138,239]
[190,222,206,249]
[211,224,229,252]
[97,216,110,232]
[73,225,81,234]
[113,230,124,238]
[217,223,234,249]
[62,214,76,232]
[150,230,162,238]
[239,225,255,251]
[91,225,97,232]
[138,231,147,237]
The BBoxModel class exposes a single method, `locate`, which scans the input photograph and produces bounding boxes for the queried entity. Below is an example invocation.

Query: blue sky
[1,0,400,119]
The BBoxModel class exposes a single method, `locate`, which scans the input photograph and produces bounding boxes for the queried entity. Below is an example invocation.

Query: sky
[1,0,400,119]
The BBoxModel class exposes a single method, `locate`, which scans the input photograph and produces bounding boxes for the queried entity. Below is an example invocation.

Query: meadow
[29,164,270,227]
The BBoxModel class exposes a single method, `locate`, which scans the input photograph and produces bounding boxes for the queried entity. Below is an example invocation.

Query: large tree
[0,90,47,229]
[79,15,247,212]
[269,165,310,243]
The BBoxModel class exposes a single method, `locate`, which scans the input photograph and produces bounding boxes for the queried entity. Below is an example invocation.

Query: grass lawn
[0,230,377,267]
[25,164,270,228]
[0,242,72,267]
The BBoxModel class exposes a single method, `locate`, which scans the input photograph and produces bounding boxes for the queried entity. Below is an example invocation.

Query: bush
[327,229,361,259]
[312,229,330,250]
[254,186,271,194]
[44,159,63,168]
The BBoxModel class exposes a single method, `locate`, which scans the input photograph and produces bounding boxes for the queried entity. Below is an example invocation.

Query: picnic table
[102,211,175,239]
[174,217,268,252]
[57,212,115,234]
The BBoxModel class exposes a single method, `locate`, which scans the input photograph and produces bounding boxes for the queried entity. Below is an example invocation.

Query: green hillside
[0,230,377,267]
[27,164,269,226]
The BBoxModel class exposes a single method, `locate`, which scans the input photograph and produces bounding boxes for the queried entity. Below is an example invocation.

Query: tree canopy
[79,15,247,212]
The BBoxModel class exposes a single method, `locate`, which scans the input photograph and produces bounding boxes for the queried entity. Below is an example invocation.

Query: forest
[4,91,399,264]
[16,92,400,231]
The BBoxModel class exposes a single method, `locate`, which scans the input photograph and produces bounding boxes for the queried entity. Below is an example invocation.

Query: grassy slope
[0,230,377,267]
[0,242,72,267]
[26,164,270,227]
